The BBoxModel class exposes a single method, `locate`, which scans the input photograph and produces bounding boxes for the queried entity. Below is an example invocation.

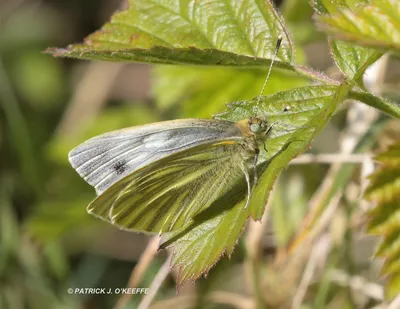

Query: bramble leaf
[48,0,294,68]
[329,40,381,82]
[317,0,400,54]
[375,143,400,167]
[161,84,350,284]
[365,141,400,300]
[312,0,382,82]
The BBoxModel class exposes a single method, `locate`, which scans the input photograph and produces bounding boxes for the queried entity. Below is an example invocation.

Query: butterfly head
[248,117,269,137]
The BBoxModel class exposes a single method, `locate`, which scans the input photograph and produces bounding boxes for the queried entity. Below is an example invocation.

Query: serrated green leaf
[329,40,381,81]
[365,168,400,204]
[375,143,400,166]
[368,201,400,234]
[349,90,400,119]
[216,85,340,122]
[375,226,400,258]
[49,0,294,68]
[381,251,400,276]
[314,0,371,13]
[247,129,314,219]
[160,84,350,284]
[386,274,400,300]
[317,0,400,54]
[161,188,249,285]
[366,141,400,300]
[312,0,381,81]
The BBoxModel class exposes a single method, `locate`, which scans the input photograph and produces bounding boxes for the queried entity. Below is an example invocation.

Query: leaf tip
[44,47,67,57]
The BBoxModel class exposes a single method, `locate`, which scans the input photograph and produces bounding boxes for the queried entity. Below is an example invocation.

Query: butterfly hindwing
[88,141,252,233]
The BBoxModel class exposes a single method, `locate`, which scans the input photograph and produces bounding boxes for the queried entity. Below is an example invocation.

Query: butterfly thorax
[235,117,269,154]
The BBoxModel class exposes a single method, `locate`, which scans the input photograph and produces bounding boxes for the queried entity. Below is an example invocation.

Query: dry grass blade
[291,154,372,164]
[115,236,160,309]
[138,256,171,309]
[208,291,253,309]
[292,234,332,309]
[328,269,384,301]
[245,184,275,309]
[57,62,124,137]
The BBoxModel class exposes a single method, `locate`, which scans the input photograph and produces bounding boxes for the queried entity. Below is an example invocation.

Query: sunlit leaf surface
[49,0,294,68]
[312,0,381,81]
[317,0,400,54]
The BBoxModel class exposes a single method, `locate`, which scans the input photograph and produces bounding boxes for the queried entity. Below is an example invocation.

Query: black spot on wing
[113,160,128,175]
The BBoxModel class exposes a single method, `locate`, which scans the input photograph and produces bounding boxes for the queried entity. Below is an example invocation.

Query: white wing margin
[68,119,242,194]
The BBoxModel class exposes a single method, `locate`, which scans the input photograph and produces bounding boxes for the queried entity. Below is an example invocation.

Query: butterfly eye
[250,123,261,133]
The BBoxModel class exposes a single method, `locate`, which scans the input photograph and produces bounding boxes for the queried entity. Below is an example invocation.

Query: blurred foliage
[152,67,308,117]
[313,0,381,84]
[317,0,400,54]
[0,184,77,309]
[0,0,400,308]
[366,142,400,300]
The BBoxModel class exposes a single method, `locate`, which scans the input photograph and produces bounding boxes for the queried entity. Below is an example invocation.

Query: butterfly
[68,117,274,233]
[69,36,285,234]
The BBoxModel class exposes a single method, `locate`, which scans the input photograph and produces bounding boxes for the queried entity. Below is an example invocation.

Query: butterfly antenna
[257,35,283,105]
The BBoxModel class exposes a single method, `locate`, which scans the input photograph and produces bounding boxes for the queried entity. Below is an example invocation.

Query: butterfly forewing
[88,141,251,233]
[68,119,243,195]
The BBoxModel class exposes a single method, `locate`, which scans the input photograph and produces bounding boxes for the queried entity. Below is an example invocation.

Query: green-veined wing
[88,141,252,233]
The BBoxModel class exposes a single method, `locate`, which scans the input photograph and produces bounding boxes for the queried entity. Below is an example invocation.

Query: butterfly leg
[262,140,267,153]
[261,121,276,154]
[265,122,276,137]
[242,165,251,209]
[253,149,259,185]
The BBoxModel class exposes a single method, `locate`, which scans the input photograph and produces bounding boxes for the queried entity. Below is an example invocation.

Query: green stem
[294,65,340,86]
[349,90,400,119]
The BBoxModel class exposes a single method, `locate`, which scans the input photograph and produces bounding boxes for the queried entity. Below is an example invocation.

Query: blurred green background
[1,0,400,309]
